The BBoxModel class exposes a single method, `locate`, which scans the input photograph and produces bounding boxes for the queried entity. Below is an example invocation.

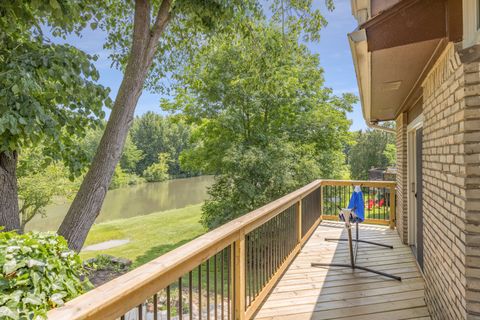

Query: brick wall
[422,43,469,319]
[464,60,480,318]
[395,112,408,244]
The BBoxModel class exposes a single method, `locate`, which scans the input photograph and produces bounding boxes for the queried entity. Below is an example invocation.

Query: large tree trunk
[0,151,20,232]
[58,0,171,251]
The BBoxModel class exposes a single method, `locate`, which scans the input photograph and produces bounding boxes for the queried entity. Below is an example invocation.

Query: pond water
[26,175,214,232]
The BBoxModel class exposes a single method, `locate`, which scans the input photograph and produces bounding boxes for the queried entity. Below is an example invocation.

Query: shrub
[110,165,145,190]
[142,153,170,182]
[0,231,91,319]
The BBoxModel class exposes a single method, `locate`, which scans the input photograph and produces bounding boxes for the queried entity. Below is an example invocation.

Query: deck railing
[47,179,395,320]
[321,180,396,228]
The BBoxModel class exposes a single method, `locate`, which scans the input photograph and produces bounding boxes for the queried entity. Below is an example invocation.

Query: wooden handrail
[321,179,396,229]
[320,179,396,188]
[47,179,396,320]
[48,180,322,320]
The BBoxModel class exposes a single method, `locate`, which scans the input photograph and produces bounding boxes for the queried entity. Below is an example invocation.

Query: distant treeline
[81,112,198,187]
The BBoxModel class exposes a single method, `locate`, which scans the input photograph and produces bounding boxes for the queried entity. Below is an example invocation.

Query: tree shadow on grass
[132,236,201,268]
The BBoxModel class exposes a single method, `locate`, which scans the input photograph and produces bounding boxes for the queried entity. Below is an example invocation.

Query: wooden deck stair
[254,221,430,320]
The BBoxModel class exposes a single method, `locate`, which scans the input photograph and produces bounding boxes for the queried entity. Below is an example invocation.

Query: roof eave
[348,29,371,126]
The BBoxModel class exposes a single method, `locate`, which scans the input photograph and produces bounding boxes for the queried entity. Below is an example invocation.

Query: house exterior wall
[395,112,408,244]
[421,43,469,320]
[395,43,480,320]
[463,57,480,318]
[391,49,480,320]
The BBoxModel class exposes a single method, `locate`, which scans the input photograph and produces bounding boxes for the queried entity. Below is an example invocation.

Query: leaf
[0,306,17,319]
[27,259,46,268]
[11,85,19,95]
[23,294,43,305]
[3,258,18,275]
[49,292,66,306]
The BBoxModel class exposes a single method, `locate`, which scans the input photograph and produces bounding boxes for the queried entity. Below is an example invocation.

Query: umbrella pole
[311,222,401,281]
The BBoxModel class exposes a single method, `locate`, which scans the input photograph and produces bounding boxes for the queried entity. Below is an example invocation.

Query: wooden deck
[254,221,430,320]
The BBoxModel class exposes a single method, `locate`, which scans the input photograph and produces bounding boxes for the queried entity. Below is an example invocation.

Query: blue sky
[63,0,366,131]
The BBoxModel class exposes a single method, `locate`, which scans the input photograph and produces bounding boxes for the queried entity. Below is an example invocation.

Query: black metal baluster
[221,250,224,320]
[227,246,231,320]
[269,220,273,277]
[189,271,193,320]
[179,277,183,320]
[247,234,251,306]
[384,188,387,221]
[262,224,266,286]
[255,230,259,297]
[207,259,210,320]
[166,286,171,320]
[198,265,202,320]
[214,253,218,320]
[138,303,143,320]
[153,294,158,320]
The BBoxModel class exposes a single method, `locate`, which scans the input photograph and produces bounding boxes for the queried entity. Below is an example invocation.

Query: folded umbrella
[348,186,364,223]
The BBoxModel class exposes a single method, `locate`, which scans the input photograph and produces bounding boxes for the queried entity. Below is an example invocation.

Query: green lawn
[80,204,206,267]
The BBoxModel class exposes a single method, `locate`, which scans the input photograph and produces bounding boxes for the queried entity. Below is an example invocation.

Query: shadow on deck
[254,221,430,320]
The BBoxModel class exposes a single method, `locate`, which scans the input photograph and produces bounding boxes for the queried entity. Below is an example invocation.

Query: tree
[167,25,355,228]
[348,126,396,180]
[58,0,337,250]
[143,153,170,182]
[16,146,79,232]
[0,1,110,231]
[130,112,191,177]
[17,164,77,232]
[120,134,144,173]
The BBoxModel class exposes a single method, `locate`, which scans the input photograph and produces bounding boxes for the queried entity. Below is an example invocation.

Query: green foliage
[18,164,77,232]
[131,112,195,177]
[168,25,355,228]
[120,135,144,174]
[110,166,144,190]
[99,0,333,94]
[80,204,205,265]
[0,231,90,319]
[0,1,111,177]
[384,143,397,166]
[142,153,170,183]
[16,147,79,231]
[348,125,396,180]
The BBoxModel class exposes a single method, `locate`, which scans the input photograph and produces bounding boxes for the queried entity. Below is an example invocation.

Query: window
[478,0,480,30]
[464,0,480,47]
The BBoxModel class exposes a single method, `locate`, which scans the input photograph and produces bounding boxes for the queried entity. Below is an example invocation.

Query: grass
[80,204,206,267]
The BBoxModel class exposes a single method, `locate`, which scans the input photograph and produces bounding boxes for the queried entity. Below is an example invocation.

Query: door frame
[407,114,423,246]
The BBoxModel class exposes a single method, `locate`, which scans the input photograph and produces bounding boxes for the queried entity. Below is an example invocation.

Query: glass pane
[478,0,480,30]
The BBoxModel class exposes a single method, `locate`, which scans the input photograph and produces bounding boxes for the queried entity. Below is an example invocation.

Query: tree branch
[144,0,172,67]
[132,0,152,58]
[151,0,172,40]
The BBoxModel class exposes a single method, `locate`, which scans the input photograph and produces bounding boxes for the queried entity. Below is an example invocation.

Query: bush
[0,231,91,319]
[142,153,170,182]
[110,165,145,190]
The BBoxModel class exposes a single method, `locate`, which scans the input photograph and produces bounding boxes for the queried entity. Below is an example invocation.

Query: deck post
[296,200,302,243]
[233,233,246,320]
[389,186,396,229]
[320,185,324,220]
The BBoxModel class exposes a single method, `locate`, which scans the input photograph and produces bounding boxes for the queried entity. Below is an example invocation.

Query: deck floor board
[254,221,430,320]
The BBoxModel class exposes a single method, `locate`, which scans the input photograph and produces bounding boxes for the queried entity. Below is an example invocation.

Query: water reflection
[27,176,213,232]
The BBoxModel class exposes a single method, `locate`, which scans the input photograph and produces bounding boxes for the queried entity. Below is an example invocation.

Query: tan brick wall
[464,60,480,319]
[395,112,408,244]
[421,43,471,319]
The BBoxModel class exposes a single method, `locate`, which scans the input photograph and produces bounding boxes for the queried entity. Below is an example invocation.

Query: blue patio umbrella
[347,186,365,223]
[311,185,401,281]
